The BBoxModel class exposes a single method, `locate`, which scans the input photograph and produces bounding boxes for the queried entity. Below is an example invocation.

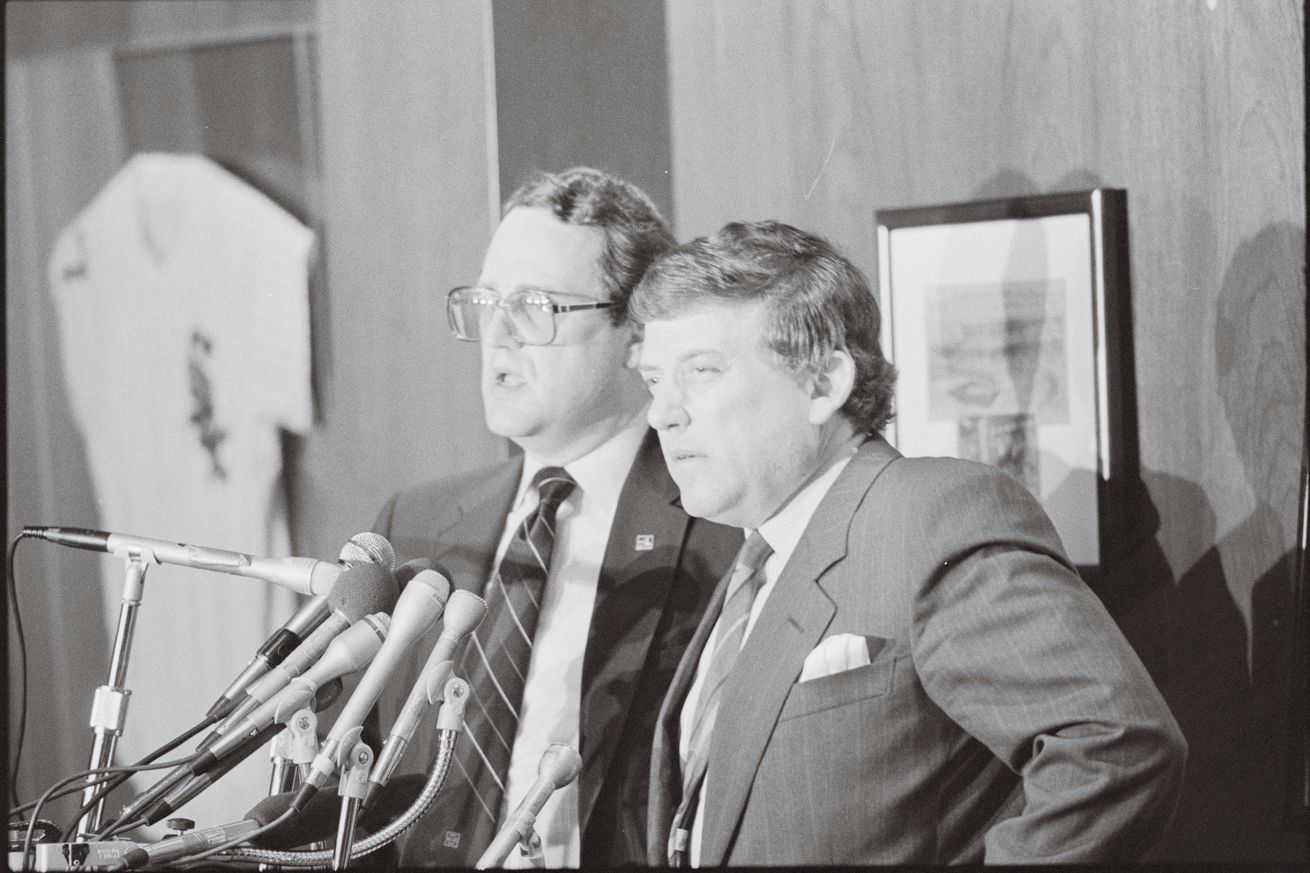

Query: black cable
[17,756,193,869]
[64,712,218,841]
[175,807,295,868]
[8,532,34,807]
[5,527,216,835]
[8,773,119,818]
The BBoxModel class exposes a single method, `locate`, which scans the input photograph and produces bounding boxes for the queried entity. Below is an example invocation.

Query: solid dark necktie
[432,466,576,863]
[668,531,772,866]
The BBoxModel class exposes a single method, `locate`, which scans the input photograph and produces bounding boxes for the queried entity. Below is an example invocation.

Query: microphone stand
[269,708,319,795]
[332,742,374,870]
[218,676,470,868]
[515,830,546,868]
[77,554,150,836]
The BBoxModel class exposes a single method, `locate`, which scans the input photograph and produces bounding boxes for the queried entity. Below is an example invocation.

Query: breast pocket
[777,654,897,723]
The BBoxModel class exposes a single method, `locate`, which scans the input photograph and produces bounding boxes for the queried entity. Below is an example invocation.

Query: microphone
[295,569,452,807]
[475,744,582,869]
[363,589,487,807]
[195,613,391,765]
[250,772,428,850]
[142,679,345,827]
[112,772,431,870]
[207,533,397,719]
[208,562,401,734]
[337,532,397,569]
[22,525,361,596]
[112,615,390,830]
[112,817,264,870]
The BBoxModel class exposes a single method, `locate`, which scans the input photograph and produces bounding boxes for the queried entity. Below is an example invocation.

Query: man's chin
[482,410,537,442]
[674,489,721,523]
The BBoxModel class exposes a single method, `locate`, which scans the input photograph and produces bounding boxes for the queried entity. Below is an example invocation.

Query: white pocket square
[798,633,871,682]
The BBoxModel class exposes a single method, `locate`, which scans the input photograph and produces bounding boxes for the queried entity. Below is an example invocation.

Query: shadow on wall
[1091,222,1304,862]
[965,172,1305,861]
[1157,222,1305,861]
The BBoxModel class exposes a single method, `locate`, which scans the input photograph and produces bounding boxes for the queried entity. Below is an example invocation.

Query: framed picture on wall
[876,190,1132,576]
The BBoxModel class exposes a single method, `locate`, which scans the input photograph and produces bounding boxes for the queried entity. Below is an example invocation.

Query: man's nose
[483,305,521,348]
[647,385,689,431]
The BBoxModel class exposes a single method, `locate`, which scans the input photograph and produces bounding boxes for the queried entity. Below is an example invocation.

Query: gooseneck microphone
[475,744,583,869]
[109,773,430,870]
[293,569,452,809]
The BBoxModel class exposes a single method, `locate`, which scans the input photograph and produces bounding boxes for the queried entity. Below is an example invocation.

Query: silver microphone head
[442,590,488,639]
[538,743,582,789]
[338,532,396,570]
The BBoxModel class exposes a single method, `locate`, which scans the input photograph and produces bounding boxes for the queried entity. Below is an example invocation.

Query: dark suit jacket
[372,429,739,866]
[648,437,1187,865]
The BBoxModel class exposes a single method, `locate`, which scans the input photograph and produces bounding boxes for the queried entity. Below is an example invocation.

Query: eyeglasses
[446,286,613,345]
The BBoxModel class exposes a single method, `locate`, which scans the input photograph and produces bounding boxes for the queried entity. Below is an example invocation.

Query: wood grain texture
[4,0,504,817]
[492,0,674,217]
[5,0,324,824]
[301,0,504,561]
[665,0,1304,861]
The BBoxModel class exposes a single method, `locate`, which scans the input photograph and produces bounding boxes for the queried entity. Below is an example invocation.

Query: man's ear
[807,349,856,425]
[625,322,644,369]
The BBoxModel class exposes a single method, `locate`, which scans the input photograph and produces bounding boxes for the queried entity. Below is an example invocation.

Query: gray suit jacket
[373,429,739,866]
[648,437,1187,865]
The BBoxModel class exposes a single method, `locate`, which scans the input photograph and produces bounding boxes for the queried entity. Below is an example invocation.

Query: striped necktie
[668,531,772,866]
[444,466,576,862]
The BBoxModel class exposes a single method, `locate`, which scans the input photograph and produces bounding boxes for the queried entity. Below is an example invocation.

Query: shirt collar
[515,415,649,515]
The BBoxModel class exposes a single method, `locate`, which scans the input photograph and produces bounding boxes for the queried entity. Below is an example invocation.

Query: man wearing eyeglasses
[371,167,739,867]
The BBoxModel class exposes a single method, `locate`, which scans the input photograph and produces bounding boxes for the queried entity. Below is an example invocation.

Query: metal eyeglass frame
[446,285,613,345]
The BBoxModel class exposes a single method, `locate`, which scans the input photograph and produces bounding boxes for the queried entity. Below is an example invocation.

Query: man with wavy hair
[634,219,1186,865]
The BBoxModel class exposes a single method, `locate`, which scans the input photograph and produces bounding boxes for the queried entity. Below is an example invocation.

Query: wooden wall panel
[492,0,673,216]
[5,0,327,824]
[4,0,502,817]
[665,0,1304,861]
[298,0,502,560]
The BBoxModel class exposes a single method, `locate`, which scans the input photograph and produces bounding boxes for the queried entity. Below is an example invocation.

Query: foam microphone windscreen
[247,773,429,850]
[329,562,400,619]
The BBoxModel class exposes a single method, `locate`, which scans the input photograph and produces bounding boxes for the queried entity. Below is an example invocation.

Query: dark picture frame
[876,190,1134,577]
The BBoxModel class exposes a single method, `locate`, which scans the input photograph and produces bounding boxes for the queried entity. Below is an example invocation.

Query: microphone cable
[6,529,211,825]
[14,755,195,871]
[63,713,218,841]
[169,809,295,870]
[8,530,36,806]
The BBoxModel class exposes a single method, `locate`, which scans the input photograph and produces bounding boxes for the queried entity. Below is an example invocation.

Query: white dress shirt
[494,416,647,868]
[677,439,860,866]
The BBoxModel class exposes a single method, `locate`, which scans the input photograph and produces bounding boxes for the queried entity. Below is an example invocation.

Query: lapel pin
[635,534,655,551]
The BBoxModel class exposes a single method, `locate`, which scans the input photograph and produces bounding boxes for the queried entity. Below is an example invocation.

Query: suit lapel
[647,562,733,863]
[577,430,693,835]
[433,458,521,595]
[698,439,900,864]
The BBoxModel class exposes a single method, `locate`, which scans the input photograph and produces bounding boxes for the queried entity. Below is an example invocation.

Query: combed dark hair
[504,167,675,324]
[630,220,897,435]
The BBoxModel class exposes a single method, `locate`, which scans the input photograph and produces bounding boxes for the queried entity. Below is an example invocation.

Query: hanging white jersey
[47,152,315,831]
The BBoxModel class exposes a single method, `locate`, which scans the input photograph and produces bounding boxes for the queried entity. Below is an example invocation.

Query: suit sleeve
[903,461,1187,862]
